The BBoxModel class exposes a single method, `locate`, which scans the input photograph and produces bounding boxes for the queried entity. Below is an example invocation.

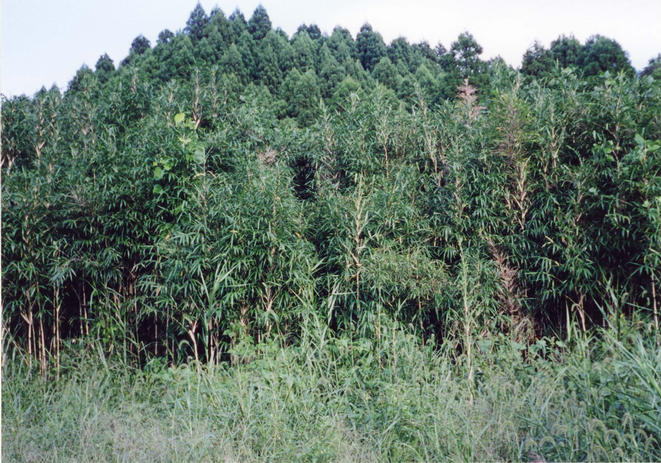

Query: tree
[373,56,400,90]
[256,31,285,92]
[413,41,438,65]
[67,64,97,94]
[222,43,248,82]
[281,68,320,126]
[296,24,322,41]
[131,35,151,55]
[415,62,437,99]
[331,75,362,108]
[356,23,386,72]
[319,44,346,98]
[328,27,356,63]
[170,35,196,78]
[305,24,322,41]
[185,3,209,42]
[157,29,174,46]
[578,35,634,77]
[641,54,661,80]
[228,9,248,41]
[236,31,257,80]
[521,42,554,78]
[292,30,316,72]
[204,25,227,62]
[195,37,215,63]
[550,35,581,68]
[388,37,413,68]
[207,7,233,47]
[248,5,272,41]
[450,32,484,78]
[95,53,115,84]
[121,35,151,66]
[1,95,36,170]
[396,73,416,104]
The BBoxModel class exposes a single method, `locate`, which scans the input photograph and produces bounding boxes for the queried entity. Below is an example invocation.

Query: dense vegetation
[2,4,660,461]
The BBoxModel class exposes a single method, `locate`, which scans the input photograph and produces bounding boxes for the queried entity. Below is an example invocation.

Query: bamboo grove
[2,5,660,371]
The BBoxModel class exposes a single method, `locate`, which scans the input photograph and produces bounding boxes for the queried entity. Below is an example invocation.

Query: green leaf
[634,133,645,146]
[476,339,492,353]
[174,112,186,125]
[192,146,205,164]
[153,166,164,180]
[153,184,163,194]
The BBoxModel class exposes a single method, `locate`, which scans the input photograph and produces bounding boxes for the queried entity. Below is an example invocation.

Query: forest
[2,4,660,462]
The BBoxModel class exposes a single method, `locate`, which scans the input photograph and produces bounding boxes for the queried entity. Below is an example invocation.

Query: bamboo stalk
[39,316,46,375]
[460,245,473,404]
[652,273,658,331]
[51,286,61,374]
[188,320,199,368]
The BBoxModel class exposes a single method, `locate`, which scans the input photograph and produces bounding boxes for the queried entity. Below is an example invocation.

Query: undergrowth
[3,316,659,462]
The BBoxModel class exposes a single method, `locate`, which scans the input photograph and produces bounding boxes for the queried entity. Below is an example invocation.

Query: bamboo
[652,273,658,331]
[39,316,46,375]
[54,286,61,373]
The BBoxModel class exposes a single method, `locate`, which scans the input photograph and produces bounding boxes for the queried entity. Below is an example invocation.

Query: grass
[3,315,659,462]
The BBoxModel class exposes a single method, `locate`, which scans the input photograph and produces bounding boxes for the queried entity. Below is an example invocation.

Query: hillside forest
[2,4,661,462]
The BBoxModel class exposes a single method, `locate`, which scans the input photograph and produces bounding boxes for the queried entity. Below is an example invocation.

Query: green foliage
[2,3,660,375]
[641,54,661,80]
[521,34,635,81]
[450,32,484,78]
[185,3,209,42]
[3,320,659,462]
[372,56,401,90]
[247,5,271,41]
[550,34,582,68]
[579,35,634,78]
[3,12,660,460]
[521,42,554,78]
[94,53,115,84]
[356,23,387,72]
[281,68,320,126]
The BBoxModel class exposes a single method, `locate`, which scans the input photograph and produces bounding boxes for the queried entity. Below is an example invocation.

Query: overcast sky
[2,0,660,97]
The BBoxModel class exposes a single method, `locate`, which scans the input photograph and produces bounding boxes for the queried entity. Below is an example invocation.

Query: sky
[2,0,660,97]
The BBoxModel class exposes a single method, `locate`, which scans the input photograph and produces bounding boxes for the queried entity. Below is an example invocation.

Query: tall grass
[3,316,658,462]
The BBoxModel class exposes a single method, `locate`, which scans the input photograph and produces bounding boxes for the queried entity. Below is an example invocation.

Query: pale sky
[2,0,660,97]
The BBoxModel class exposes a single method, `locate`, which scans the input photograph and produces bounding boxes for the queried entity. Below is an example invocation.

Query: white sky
[2,0,660,97]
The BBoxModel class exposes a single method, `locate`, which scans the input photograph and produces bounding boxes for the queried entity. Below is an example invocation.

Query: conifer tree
[292,30,316,72]
[373,56,400,90]
[550,35,581,68]
[319,44,346,97]
[228,9,248,40]
[185,3,209,42]
[248,5,272,41]
[357,23,387,72]
[95,53,115,84]
[521,42,554,77]
[222,43,248,82]
[328,27,356,63]
[157,29,174,46]
[450,32,484,78]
